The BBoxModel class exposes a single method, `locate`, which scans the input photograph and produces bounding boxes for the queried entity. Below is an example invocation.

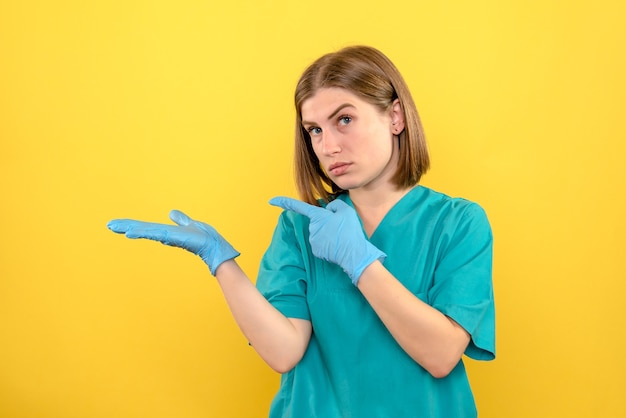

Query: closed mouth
[328,162,351,175]
[328,162,349,171]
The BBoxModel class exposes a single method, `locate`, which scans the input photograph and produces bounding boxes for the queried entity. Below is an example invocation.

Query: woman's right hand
[107,210,240,276]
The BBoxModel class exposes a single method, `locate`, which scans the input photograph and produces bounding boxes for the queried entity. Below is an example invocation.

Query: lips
[328,162,351,176]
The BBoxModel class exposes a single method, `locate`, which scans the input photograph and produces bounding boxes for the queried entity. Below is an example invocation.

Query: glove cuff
[203,242,240,276]
[348,243,387,286]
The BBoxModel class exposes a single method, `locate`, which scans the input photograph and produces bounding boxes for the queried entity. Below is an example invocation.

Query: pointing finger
[269,196,322,219]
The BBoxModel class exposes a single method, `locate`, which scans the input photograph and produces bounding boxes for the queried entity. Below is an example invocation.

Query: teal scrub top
[256,186,495,418]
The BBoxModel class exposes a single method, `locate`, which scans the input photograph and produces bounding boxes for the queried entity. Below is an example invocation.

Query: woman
[108,45,495,417]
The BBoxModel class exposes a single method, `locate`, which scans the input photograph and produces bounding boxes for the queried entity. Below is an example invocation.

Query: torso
[257,186,495,418]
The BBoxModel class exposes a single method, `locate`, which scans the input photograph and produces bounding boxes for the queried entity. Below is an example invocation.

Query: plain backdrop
[1,1,625,417]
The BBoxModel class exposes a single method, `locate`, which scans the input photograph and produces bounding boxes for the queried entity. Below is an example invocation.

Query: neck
[349,184,409,210]
[349,184,415,237]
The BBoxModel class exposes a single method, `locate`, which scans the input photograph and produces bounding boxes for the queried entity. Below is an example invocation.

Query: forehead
[300,87,368,119]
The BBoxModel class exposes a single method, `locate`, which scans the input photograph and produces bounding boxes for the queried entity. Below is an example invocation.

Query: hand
[269,197,386,285]
[107,210,240,276]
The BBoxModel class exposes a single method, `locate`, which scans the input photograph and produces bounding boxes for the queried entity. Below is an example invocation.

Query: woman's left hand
[269,197,386,285]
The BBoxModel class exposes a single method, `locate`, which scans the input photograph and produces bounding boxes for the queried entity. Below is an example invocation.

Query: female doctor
[108,45,495,417]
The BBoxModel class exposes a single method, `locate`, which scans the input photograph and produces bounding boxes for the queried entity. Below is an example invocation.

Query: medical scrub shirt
[256,186,495,418]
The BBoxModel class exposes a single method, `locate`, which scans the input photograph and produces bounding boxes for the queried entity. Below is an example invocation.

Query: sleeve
[256,211,311,321]
[428,202,495,361]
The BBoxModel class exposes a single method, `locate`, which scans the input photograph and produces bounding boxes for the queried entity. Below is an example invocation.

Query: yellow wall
[1,1,624,417]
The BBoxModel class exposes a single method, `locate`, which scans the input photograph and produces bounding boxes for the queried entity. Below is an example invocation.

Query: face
[300,87,405,193]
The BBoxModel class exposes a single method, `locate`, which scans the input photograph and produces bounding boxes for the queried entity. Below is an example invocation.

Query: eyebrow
[302,103,355,126]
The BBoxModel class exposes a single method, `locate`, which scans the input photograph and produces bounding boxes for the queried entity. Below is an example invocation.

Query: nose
[319,130,341,156]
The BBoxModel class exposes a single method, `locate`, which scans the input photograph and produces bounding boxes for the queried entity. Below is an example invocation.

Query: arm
[107,210,311,373]
[357,261,469,378]
[214,260,311,373]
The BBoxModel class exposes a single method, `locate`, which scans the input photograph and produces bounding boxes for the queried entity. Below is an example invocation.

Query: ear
[390,99,405,135]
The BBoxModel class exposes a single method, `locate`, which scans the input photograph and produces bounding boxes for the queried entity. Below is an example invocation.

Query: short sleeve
[429,202,495,360]
[256,211,311,321]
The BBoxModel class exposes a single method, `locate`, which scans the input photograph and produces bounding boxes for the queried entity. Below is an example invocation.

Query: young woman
[108,45,495,417]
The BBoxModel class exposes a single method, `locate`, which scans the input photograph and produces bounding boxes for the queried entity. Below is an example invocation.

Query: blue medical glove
[269,197,386,285]
[107,210,240,276]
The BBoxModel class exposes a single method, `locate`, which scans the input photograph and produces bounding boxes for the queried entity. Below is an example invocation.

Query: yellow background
[1,0,624,417]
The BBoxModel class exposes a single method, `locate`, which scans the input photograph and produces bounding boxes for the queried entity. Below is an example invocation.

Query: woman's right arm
[214,260,311,373]
[107,210,311,373]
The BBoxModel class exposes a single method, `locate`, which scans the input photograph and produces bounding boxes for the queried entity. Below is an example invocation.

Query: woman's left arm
[357,261,470,378]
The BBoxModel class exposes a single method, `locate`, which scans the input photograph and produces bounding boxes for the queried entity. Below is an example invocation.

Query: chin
[331,174,374,191]
[330,177,354,189]
[333,181,362,191]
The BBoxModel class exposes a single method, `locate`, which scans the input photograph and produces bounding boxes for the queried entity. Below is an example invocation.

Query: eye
[338,116,352,126]
[307,126,322,136]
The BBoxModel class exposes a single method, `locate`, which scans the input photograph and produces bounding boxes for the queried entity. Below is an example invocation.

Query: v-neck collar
[338,185,425,240]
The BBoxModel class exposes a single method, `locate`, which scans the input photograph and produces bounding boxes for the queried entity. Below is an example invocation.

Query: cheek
[369,128,395,155]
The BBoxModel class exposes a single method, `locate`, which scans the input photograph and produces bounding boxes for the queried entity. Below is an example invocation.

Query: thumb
[169,210,193,226]
[326,199,351,213]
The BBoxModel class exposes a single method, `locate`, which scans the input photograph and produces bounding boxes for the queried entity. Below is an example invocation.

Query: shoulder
[409,186,488,222]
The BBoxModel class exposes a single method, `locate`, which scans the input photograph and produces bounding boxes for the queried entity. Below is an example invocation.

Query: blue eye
[338,116,352,126]
[308,127,322,136]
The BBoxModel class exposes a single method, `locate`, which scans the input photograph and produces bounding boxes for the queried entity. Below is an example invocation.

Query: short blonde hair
[294,45,430,205]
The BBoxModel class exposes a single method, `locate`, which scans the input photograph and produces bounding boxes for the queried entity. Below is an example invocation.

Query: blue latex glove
[269,197,386,285]
[107,210,240,276]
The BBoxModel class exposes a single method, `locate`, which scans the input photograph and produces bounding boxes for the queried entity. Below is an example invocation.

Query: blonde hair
[293,45,430,205]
